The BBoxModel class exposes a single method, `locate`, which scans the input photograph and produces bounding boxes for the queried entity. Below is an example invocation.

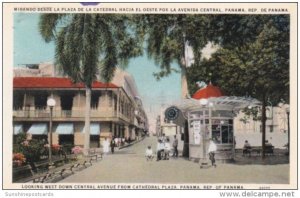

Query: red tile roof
[13,77,119,89]
[192,83,223,99]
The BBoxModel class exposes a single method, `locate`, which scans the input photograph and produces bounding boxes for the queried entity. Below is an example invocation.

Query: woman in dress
[103,138,110,155]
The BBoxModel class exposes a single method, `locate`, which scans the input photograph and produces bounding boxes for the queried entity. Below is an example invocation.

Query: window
[114,95,117,111]
[221,126,229,143]
[34,94,48,110]
[228,125,233,143]
[90,135,100,148]
[110,122,113,132]
[212,124,221,143]
[269,126,273,133]
[60,94,73,110]
[212,119,233,144]
[108,91,112,107]
[91,92,100,109]
[13,92,24,110]
[212,110,234,117]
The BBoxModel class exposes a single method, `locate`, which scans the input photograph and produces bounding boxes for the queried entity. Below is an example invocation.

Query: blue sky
[13,13,181,116]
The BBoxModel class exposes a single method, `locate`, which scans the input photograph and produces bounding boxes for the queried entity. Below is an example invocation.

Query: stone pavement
[60,136,289,184]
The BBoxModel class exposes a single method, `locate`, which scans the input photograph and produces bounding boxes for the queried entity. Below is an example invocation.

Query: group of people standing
[102,136,126,154]
[145,134,179,161]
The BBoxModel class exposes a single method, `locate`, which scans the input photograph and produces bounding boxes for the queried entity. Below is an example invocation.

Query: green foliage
[13,134,48,164]
[135,14,211,79]
[241,107,261,122]
[187,15,289,105]
[39,14,143,85]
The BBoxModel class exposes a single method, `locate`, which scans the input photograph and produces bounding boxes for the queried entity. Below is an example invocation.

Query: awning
[28,123,47,135]
[82,123,100,135]
[55,123,74,135]
[175,96,261,112]
[14,124,23,135]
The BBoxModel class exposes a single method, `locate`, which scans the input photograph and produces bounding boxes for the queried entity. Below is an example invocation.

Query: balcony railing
[13,109,123,119]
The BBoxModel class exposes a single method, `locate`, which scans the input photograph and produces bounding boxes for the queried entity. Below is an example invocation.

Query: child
[145,146,154,161]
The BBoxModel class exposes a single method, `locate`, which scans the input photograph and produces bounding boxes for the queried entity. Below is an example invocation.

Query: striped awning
[82,123,100,135]
[55,123,74,135]
[28,123,47,135]
[14,124,23,135]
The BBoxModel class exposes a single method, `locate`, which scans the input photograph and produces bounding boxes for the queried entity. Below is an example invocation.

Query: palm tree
[136,15,211,98]
[39,14,142,154]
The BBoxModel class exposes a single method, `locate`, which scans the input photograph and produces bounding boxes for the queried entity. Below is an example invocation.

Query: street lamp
[47,97,56,166]
[199,98,212,166]
[199,98,208,106]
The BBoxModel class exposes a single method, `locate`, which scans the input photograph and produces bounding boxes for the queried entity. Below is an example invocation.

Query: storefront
[188,102,236,162]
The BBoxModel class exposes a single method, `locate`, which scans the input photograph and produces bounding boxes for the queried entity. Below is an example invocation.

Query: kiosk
[171,84,261,162]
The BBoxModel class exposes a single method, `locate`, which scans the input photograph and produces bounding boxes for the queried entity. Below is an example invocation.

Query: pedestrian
[161,133,167,143]
[114,137,119,147]
[110,137,116,154]
[145,146,154,161]
[172,135,178,157]
[164,138,171,160]
[265,140,273,147]
[156,139,164,161]
[103,138,110,155]
[122,137,125,146]
[243,140,251,156]
[208,139,217,167]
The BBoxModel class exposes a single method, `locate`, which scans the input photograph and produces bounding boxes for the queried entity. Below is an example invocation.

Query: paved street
[60,136,289,184]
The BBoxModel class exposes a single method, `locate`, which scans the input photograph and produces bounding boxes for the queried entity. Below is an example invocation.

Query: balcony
[13,109,130,122]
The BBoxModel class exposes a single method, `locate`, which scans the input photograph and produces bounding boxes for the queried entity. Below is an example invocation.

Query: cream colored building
[13,64,148,151]
[234,105,289,149]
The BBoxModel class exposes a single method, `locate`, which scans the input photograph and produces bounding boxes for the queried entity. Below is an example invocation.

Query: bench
[242,145,274,156]
[13,165,35,182]
[265,145,274,155]
[88,148,103,161]
[33,157,66,173]
[66,153,94,167]
[42,163,77,182]
[14,155,94,183]
[13,165,52,183]
[75,157,93,168]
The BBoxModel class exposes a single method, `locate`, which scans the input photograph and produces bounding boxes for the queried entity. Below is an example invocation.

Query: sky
[13,13,182,121]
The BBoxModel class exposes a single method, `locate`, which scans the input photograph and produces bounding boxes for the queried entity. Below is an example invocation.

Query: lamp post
[47,98,56,166]
[199,99,208,161]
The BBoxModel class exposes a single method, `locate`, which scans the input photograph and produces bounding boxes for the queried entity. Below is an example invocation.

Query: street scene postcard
[2,2,298,191]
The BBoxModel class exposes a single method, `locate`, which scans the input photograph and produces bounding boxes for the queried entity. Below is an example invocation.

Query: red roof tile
[192,83,223,99]
[13,77,119,89]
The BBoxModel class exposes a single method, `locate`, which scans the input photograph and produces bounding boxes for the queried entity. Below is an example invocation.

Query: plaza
[59,136,289,184]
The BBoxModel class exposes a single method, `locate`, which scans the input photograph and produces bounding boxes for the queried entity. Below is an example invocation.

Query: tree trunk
[181,66,189,99]
[180,39,189,99]
[83,86,91,155]
[182,120,189,157]
[261,97,267,159]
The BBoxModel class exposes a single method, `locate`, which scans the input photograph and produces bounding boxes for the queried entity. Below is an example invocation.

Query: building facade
[13,65,148,150]
[234,105,289,149]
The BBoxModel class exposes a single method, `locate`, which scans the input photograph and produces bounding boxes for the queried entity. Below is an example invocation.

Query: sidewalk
[118,136,146,150]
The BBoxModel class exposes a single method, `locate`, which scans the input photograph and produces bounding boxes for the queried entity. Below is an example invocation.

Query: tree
[136,15,211,98]
[39,14,142,154]
[187,15,289,158]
